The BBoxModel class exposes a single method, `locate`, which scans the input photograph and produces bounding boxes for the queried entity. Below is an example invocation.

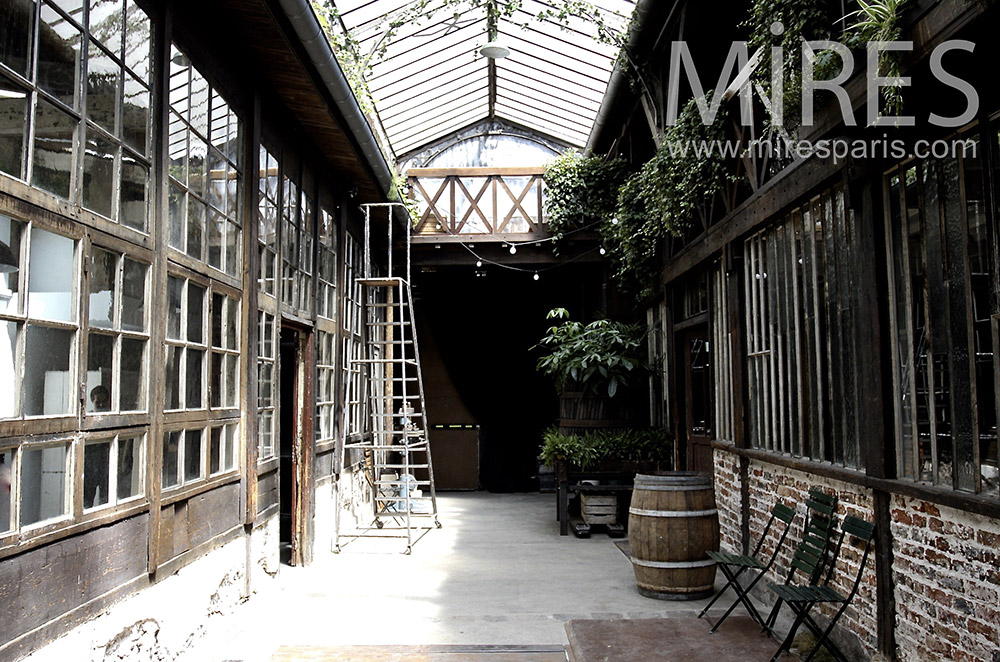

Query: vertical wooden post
[243,91,261,526]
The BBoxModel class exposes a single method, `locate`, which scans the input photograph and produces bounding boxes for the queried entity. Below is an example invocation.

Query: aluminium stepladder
[334,202,441,554]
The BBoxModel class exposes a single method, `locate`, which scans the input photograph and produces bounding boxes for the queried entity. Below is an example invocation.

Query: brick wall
[891,496,1000,662]
[713,449,742,553]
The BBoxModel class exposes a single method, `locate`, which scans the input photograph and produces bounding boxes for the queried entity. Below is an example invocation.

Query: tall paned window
[210,292,239,410]
[342,233,365,436]
[164,275,207,412]
[82,431,144,510]
[745,184,861,468]
[0,216,78,419]
[280,178,313,317]
[258,146,279,297]
[257,311,276,460]
[885,129,999,494]
[86,246,149,414]
[317,331,337,446]
[711,261,734,444]
[167,45,242,277]
[0,0,152,229]
[317,206,337,321]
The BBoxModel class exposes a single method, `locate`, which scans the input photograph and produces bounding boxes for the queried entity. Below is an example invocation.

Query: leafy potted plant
[534,307,647,434]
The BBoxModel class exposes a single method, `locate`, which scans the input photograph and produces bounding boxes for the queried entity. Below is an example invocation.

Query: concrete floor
[202,492,754,661]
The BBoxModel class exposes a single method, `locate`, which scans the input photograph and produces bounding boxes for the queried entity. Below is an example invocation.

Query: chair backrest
[784,489,838,585]
[821,515,876,597]
[750,501,798,560]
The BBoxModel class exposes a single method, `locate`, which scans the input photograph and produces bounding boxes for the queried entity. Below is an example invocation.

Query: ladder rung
[367,340,413,345]
[356,358,418,364]
[371,412,423,417]
[378,464,430,469]
[344,443,428,450]
[357,277,408,286]
[374,480,432,487]
[367,322,413,327]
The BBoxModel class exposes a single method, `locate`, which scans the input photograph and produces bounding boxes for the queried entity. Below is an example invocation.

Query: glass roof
[329,0,635,156]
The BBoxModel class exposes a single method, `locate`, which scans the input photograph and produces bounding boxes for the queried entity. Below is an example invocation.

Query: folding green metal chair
[761,489,838,636]
[767,515,876,662]
[698,500,796,633]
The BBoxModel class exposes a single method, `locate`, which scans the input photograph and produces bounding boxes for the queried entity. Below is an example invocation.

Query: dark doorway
[680,327,714,473]
[279,326,300,564]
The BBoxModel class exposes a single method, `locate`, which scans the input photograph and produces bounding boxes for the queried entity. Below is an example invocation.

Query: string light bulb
[610,217,619,225]
[599,246,606,255]
[476,259,483,268]
[533,272,539,281]
[509,244,517,255]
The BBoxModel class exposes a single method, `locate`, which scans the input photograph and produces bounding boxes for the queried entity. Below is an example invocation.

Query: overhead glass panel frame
[329,0,635,155]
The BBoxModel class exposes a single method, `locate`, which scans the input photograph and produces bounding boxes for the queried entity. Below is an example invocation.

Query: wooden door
[681,328,714,473]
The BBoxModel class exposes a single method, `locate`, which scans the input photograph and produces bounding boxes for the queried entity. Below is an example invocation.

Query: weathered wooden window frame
[0,215,82,432]
[83,240,152,422]
[884,123,999,495]
[711,259,735,444]
[256,309,277,463]
[79,428,146,513]
[744,183,861,469]
[341,231,366,438]
[0,0,154,234]
[166,43,243,281]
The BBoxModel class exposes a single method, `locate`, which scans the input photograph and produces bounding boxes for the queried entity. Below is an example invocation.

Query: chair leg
[800,604,851,662]
[768,601,809,662]
[698,563,745,620]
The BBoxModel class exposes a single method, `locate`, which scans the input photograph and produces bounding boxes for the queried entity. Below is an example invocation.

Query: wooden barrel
[628,472,719,600]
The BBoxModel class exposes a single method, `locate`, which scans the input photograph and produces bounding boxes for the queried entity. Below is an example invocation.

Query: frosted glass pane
[28,227,75,322]
[21,444,68,525]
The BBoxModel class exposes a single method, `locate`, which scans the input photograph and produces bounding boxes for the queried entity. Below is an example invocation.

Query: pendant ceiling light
[479,39,509,59]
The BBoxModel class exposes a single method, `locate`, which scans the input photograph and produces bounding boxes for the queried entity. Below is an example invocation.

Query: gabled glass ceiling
[329,0,635,157]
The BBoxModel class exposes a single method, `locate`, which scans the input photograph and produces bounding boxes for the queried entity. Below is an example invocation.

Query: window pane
[186,283,203,343]
[24,325,73,416]
[122,74,148,155]
[120,337,144,411]
[184,428,202,481]
[83,439,111,509]
[86,41,118,136]
[258,362,272,408]
[0,321,17,418]
[224,423,236,471]
[189,138,207,198]
[189,69,209,137]
[0,215,22,314]
[225,354,237,407]
[117,435,142,500]
[86,332,113,412]
[210,426,222,474]
[166,276,182,339]
[186,348,202,408]
[186,196,204,260]
[121,257,146,331]
[32,99,76,199]
[211,292,222,347]
[37,4,81,108]
[83,129,116,217]
[226,297,237,349]
[165,344,180,409]
[0,77,28,179]
[120,155,147,231]
[28,227,75,322]
[0,0,33,76]
[210,350,221,408]
[162,430,179,488]
[89,246,116,328]
[208,209,222,269]
[258,410,273,458]
[0,449,11,533]
[225,221,240,277]
[124,1,150,82]
[89,0,123,56]
[167,184,184,249]
[21,444,69,525]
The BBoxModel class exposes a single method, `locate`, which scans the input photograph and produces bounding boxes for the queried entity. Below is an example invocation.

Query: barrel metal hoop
[632,485,713,492]
[629,507,719,518]
[630,558,717,569]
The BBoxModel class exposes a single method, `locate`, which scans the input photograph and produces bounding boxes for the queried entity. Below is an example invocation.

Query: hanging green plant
[841,0,910,118]
[601,94,731,301]
[745,0,839,132]
[543,151,626,242]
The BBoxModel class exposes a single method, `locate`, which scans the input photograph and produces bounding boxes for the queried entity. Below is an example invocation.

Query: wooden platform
[271,644,568,661]
[564,616,799,662]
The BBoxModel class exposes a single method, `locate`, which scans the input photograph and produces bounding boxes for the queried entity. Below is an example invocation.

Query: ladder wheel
[333,545,341,554]
[375,519,384,529]
[435,520,442,529]
[403,546,411,555]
